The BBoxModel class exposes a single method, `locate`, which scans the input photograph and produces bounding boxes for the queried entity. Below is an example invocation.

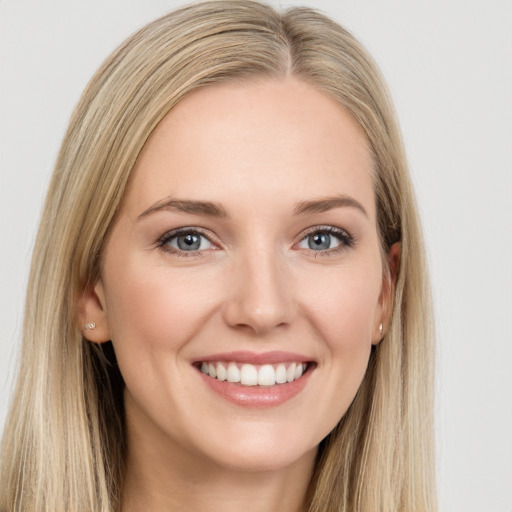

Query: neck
[122,444,316,512]
[120,414,317,512]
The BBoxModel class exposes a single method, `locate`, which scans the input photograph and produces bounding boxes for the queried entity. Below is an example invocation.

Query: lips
[193,351,315,407]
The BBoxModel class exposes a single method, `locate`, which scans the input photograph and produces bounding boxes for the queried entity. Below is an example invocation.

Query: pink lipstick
[193,351,315,408]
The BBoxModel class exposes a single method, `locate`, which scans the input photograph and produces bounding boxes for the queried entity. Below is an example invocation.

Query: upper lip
[191,351,313,365]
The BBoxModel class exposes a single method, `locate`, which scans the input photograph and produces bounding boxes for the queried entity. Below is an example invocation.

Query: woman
[0,1,436,511]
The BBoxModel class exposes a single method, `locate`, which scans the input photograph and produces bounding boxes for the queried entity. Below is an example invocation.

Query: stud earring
[84,322,96,330]
[378,323,383,336]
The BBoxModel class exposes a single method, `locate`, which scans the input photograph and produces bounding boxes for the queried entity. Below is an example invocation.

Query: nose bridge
[223,240,292,334]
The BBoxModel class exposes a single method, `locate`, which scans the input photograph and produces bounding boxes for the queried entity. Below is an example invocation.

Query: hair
[0,1,436,511]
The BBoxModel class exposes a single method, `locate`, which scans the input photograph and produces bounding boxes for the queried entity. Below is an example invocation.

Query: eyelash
[156,225,355,257]
[298,225,355,256]
[157,227,216,257]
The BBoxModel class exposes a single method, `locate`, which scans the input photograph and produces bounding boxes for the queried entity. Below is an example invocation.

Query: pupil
[309,233,330,250]
[178,234,200,250]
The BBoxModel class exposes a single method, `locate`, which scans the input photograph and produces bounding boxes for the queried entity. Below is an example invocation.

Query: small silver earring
[378,323,383,336]
[84,322,96,330]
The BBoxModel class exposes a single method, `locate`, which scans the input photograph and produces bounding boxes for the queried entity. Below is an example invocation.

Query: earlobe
[373,242,401,345]
[77,280,111,343]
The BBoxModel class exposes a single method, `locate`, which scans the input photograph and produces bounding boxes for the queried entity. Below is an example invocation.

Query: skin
[81,76,398,512]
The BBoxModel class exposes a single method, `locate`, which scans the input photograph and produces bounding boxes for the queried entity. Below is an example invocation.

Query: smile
[193,351,315,407]
[199,361,308,386]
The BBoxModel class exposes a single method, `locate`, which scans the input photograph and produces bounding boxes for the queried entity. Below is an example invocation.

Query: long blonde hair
[0,2,436,510]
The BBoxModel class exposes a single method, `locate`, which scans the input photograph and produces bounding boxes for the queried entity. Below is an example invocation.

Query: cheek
[102,256,221,370]
[301,262,382,348]
[297,261,381,410]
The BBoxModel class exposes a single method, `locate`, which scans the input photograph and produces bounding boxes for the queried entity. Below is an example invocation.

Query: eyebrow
[138,194,368,220]
[138,198,228,219]
[293,195,368,217]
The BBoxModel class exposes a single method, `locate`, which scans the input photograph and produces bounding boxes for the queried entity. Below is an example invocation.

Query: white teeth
[286,363,296,383]
[226,362,241,383]
[275,363,287,384]
[257,364,276,386]
[216,363,227,381]
[200,361,308,387]
[240,364,258,386]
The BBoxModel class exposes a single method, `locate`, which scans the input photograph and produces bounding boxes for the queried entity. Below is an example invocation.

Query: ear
[77,280,111,343]
[372,242,401,345]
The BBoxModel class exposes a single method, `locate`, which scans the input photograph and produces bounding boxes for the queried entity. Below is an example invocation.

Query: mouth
[196,361,311,387]
[192,351,316,407]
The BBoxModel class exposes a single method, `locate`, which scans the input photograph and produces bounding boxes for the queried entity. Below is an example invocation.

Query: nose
[222,247,293,336]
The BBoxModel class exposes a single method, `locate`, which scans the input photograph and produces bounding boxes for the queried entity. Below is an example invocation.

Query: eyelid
[155,224,355,257]
[157,226,219,255]
[294,225,355,253]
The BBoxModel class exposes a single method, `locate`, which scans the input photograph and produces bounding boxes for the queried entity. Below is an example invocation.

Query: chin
[201,436,318,474]
[176,413,325,475]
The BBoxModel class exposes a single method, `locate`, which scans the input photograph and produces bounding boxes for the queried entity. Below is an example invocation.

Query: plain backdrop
[1,1,511,510]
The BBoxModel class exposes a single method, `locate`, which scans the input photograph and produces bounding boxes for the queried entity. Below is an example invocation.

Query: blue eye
[297,227,353,253]
[306,232,338,250]
[159,229,214,254]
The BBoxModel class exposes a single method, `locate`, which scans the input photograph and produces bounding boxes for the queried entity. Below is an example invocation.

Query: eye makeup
[155,224,356,259]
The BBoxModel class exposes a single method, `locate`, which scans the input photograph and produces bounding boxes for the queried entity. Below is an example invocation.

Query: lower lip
[197,366,314,408]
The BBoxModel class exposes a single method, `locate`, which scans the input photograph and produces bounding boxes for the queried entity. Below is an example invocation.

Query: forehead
[127,77,375,218]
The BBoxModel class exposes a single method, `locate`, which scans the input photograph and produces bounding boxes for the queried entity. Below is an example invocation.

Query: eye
[158,228,215,255]
[296,226,354,253]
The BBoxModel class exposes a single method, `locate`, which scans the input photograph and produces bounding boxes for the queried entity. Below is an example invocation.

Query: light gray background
[1,1,511,510]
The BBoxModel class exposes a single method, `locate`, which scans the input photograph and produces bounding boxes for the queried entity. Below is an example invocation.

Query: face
[83,77,393,474]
